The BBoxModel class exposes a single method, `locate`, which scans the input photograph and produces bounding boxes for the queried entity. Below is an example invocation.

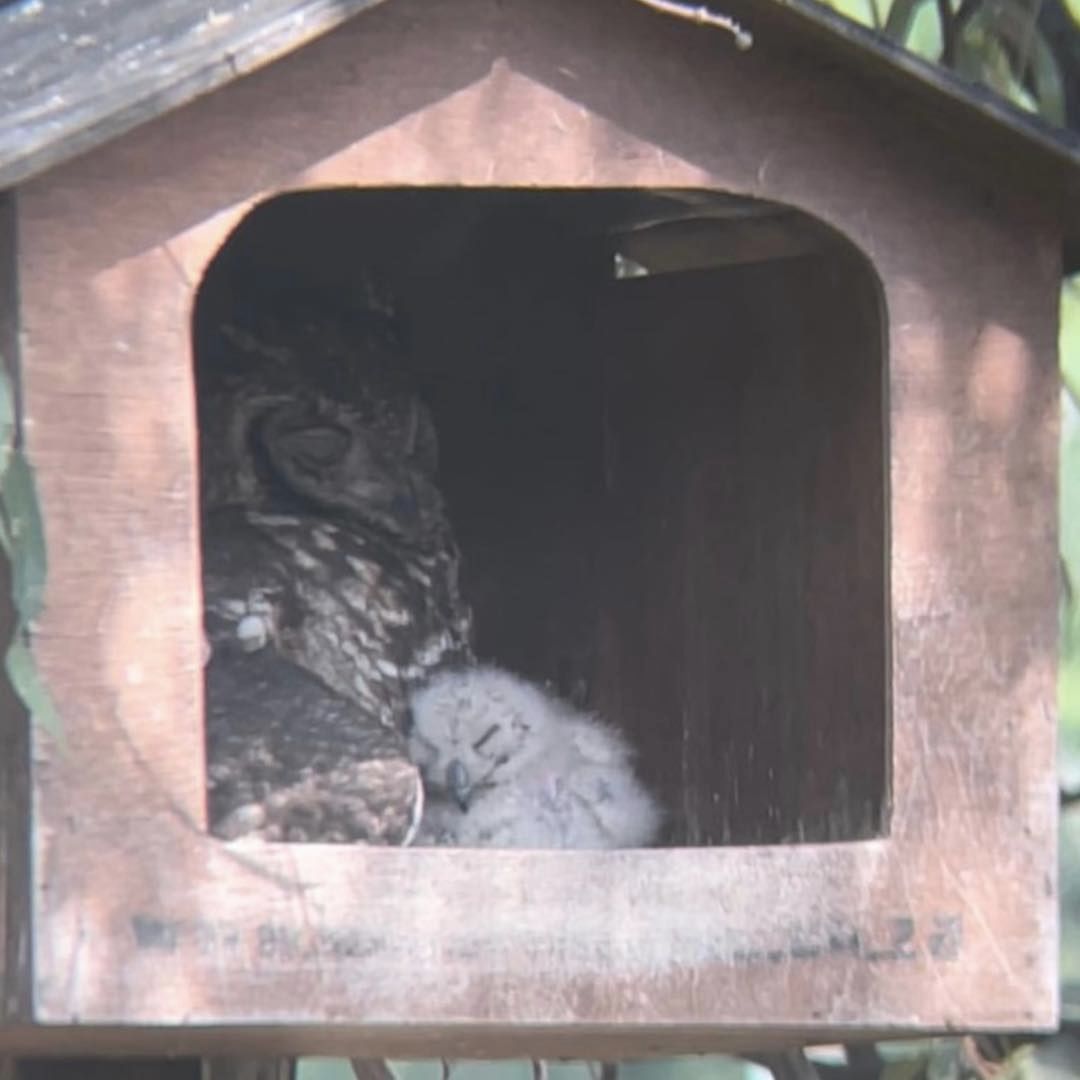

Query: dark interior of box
[193,187,888,846]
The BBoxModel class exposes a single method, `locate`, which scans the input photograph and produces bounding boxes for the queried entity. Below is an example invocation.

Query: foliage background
[808,0,1080,130]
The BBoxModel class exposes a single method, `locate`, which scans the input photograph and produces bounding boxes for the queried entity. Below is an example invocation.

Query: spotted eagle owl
[407,665,662,848]
[199,291,472,843]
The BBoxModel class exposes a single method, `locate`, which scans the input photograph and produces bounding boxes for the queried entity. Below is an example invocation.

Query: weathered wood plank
[0,0,388,193]
[10,1061,201,1080]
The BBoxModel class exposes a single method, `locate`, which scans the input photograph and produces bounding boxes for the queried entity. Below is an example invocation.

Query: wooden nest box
[0,0,1069,1057]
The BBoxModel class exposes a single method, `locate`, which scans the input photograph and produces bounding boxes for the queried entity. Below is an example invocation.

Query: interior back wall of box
[192,187,888,846]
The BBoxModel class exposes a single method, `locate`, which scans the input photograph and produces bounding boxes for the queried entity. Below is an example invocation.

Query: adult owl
[198,288,473,843]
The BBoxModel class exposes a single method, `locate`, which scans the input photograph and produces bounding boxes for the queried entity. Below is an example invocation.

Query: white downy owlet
[407,665,662,848]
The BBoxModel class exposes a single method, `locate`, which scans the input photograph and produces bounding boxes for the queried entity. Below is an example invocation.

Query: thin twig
[633,0,753,49]
[937,0,957,64]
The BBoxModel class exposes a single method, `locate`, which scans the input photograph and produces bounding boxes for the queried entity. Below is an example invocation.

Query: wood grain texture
[0,0,389,193]
[8,0,1060,1051]
[2,1057,293,1078]
[596,251,886,844]
[10,1062,200,1080]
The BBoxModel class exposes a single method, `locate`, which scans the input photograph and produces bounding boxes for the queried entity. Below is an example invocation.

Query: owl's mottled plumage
[408,666,661,848]
[200,292,471,843]
[206,642,423,845]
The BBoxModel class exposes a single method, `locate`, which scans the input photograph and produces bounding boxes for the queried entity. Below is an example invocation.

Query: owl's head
[407,667,556,809]
[253,393,445,544]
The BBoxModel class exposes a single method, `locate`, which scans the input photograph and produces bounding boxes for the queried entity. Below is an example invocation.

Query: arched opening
[193,187,889,847]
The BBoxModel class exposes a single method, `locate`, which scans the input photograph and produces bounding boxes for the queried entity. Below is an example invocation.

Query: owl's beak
[446,758,472,811]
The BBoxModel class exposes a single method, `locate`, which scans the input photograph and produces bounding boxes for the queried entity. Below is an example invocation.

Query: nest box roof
[2,0,1079,259]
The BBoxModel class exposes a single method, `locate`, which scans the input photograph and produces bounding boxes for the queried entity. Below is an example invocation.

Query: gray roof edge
[0,0,390,193]
[2,0,1079,245]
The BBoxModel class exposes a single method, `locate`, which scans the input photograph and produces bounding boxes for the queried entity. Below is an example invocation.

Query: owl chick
[407,666,661,848]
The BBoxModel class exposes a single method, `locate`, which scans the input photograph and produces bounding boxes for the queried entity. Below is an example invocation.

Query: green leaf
[2,452,47,624]
[0,511,12,560]
[1061,805,1080,1016]
[1062,277,1080,404]
[1061,278,1080,789]
[905,2,944,61]
[955,3,1066,124]
[882,0,943,61]
[0,362,15,486]
[6,635,62,743]
[815,0,886,29]
[998,1033,1080,1079]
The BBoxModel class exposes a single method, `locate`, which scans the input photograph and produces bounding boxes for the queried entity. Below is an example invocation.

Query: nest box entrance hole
[192,187,889,846]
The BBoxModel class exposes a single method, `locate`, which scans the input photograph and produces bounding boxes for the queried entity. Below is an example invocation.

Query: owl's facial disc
[258,398,442,543]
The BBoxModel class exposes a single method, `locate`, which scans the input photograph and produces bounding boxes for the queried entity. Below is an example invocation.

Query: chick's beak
[446,758,472,811]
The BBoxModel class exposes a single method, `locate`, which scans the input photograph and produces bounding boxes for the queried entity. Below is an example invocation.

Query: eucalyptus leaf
[1062,277,1080,405]
[0,510,12,560]
[1061,278,1080,788]
[998,1033,1080,1079]
[816,0,884,28]
[6,634,62,742]
[882,0,943,59]
[950,0,1066,122]
[905,2,944,60]
[2,451,47,623]
[0,361,15,485]
[1060,806,1080,1007]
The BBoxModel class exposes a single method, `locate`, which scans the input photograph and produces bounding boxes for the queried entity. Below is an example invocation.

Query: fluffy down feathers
[408,666,661,849]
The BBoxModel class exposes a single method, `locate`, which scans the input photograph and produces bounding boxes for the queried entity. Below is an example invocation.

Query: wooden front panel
[8,0,1060,1050]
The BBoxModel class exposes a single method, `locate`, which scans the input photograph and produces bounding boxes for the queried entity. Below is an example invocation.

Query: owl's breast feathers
[206,645,423,844]
[203,506,470,843]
